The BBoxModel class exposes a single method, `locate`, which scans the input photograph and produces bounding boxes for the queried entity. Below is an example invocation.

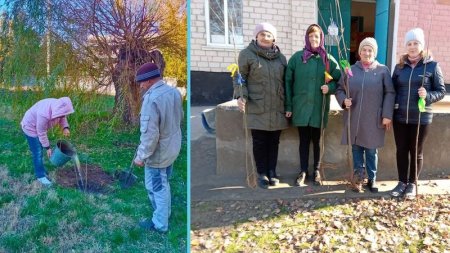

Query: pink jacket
[21,97,74,148]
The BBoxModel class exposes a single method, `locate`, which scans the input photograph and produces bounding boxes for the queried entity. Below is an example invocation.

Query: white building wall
[191,0,317,73]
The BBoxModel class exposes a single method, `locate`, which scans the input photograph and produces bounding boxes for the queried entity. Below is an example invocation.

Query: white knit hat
[358,37,378,57]
[405,28,425,47]
[253,22,277,41]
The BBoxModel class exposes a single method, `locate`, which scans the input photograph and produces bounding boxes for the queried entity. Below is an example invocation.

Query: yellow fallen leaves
[191,196,450,252]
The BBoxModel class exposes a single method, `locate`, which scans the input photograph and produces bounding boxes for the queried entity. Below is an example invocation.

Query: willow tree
[1,0,186,125]
[0,1,48,87]
[51,0,186,124]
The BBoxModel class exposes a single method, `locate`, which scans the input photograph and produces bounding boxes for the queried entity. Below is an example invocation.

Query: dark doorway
[350,1,376,64]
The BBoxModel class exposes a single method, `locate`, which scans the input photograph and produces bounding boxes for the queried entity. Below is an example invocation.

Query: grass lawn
[0,89,187,252]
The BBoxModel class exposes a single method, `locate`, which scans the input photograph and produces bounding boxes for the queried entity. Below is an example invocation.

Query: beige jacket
[137,80,183,168]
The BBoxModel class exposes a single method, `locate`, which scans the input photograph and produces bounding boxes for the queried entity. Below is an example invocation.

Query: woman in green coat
[234,23,289,189]
[285,24,341,186]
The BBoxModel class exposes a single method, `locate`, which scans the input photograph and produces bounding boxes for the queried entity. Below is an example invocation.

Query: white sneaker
[37,177,53,187]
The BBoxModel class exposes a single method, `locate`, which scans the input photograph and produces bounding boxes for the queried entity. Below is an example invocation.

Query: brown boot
[351,173,363,193]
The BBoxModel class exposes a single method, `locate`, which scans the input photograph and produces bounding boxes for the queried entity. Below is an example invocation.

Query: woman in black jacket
[390,28,446,199]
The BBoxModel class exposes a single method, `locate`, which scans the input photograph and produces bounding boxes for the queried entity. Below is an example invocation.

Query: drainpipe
[391,0,400,74]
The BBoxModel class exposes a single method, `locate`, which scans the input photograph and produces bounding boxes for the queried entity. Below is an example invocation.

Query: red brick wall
[397,0,450,83]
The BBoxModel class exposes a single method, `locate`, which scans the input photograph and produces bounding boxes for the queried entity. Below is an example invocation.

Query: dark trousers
[298,126,321,173]
[251,129,282,176]
[393,122,430,184]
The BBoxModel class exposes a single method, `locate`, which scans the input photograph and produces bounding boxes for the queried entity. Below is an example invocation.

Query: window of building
[206,0,243,47]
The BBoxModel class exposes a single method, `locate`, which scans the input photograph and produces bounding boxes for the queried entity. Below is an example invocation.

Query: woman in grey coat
[336,38,395,192]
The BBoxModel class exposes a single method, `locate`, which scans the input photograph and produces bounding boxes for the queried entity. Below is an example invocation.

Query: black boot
[368,180,378,193]
[295,171,307,186]
[268,170,279,186]
[258,174,269,189]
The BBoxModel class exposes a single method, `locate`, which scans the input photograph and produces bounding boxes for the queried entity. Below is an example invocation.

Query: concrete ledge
[216,98,450,180]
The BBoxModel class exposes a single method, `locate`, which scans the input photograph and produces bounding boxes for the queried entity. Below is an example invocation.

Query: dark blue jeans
[24,133,47,178]
[352,145,378,181]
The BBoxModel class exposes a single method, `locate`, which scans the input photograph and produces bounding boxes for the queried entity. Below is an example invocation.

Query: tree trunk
[111,47,165,126]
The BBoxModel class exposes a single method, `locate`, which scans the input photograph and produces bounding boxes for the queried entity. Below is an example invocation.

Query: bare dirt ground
[55,164,114,193]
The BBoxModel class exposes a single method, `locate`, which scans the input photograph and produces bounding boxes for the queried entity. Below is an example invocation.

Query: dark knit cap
[135,62,161,83]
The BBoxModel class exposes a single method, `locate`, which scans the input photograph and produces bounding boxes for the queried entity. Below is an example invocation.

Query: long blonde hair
[398,49,432,69]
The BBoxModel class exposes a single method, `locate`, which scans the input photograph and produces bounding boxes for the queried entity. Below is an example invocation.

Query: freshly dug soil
[55,164,114,193]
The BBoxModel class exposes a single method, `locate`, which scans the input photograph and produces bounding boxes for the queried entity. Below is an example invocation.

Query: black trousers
[393,122,430,184]
[298,126,321,173]
[251,129,282,176]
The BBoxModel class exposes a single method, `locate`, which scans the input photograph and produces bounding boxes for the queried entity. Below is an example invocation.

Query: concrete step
[191,177,450,201]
